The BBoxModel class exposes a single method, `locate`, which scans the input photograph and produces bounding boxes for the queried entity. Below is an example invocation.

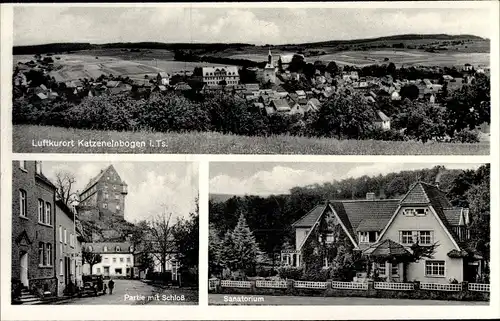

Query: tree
[148,212,176,273]
[400,84,420,100]
[387,62,396,75]
[82,247,102,274]
[172,211,199,272]
[54,171,77,205]
[326,61,339,75]
[209,223,223,277]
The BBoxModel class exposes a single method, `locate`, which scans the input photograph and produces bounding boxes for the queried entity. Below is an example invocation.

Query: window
[120,258,124,263]
[113,185,116,190]
[116,246,121,252]
[323,257,330,268]
[46,243,52,266]
[115,268,122,275]
[377,262,386,276]
[359,231,378,243]
[401,231,414,245]
[59,226,63,242]
[127,257,131,263]
[38,199,44,222]
[45,202,51,225]
[60,259,64,275]
[35,161,42,175]
[113,258,116,263]
[19,190,27,217]
[115,194,119,200]
[107,176,110,180]
[88,246,93,252]
[116,205,120,210]
[103,246,108,252]
[104,257,109,262]
[19,161,26,170]
[96,267,101,274]
[103,203,107,209]
[425,260,445,277]
[39,242,44,265]
[391,264,399,276]
[104,193,108,200]
[64,229,67,244]
[415,208,427,216]
[419,231,432,245]
[403,208,428,216]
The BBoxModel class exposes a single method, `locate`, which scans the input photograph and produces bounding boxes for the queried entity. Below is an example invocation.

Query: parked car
[79,275,107,297]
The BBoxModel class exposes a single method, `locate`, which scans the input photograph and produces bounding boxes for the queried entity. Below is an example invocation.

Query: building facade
[78,165,128,220]
[82,242,134,278]
[202,66,240,87]
[12,161,57,295]
[283,181,482,283]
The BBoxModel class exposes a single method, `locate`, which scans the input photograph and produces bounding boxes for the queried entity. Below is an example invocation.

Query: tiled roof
[363,239,412,258]
[83,242,132,254]
[400,182,431,204]
[82,165,114,193]
[339,199,400,232]
[356,218,388,232]
[420,182,452,209]
[443,208,462,226]
[377,110,390,122]
[292,204,327,227]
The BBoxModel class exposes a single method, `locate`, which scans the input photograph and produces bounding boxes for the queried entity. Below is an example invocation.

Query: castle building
[78,165,128,221]
[12,161,58,295]
[263,49,276,84]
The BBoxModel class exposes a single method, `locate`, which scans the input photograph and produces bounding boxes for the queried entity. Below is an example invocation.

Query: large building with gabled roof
[282,181,483,283]
[78,165,128,221]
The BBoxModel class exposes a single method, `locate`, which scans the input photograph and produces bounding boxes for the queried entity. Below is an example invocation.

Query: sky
[13,6,492,46]
[43,161,198,223]
[209,162,485,196]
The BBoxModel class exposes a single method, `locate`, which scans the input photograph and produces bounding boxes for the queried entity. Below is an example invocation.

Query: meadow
[230,50,490,67]
[13,125,489,155]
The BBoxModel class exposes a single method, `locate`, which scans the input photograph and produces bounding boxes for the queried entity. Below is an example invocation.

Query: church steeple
[268,48,273,65]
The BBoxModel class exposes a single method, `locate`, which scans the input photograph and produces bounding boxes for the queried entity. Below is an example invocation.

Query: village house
[374,110,391,131]
[278,54,294,70]
[55,200,81,296]
[12,161,57,297]
[263,49,277,84]
[282,181,483,283]
[82,242,134,278]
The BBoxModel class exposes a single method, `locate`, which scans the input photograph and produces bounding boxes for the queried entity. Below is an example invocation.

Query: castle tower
[78,165,127,220]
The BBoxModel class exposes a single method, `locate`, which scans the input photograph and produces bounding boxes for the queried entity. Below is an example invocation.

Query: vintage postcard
[8,3,494,155]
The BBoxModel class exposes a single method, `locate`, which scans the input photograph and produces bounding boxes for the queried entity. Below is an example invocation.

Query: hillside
[13,34,488,55]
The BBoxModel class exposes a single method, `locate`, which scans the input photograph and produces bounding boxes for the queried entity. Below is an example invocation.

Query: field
[230,49,490,67]
[13,125,489,155]
[14,52,235,82]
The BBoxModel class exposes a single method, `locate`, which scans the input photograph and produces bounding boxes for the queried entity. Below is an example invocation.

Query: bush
[278,266,303,280]
[302,267,331,282]
[452,129,480,143]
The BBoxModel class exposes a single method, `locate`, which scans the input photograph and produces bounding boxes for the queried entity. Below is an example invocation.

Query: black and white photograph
[11,160,199,305]
[208,162,490,305]
[11,4,492,155]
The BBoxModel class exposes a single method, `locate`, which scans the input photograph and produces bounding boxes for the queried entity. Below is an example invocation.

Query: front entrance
[64,257,71,285]
[103,266,110,277]
[20,252,29,287]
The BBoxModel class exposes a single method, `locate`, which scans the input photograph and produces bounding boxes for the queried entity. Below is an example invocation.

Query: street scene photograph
[11,160,199,305]
[208,162,490,305]
[11,4,492,155]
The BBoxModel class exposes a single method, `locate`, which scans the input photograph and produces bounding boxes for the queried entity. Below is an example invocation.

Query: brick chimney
[366,192,376,201]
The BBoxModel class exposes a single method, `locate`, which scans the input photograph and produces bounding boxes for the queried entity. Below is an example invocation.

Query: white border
[2,1,499,320]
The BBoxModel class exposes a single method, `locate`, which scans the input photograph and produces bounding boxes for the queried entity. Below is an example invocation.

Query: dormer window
[88,246,93,252]
[116,246,121,252]
[359,231,378,243]
[403,208,429,216]
[103,246,108,252]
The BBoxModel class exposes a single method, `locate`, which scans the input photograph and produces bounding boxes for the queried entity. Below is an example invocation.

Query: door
[65,257,71,285]
[103,266,110,277]
[20,252,29,287]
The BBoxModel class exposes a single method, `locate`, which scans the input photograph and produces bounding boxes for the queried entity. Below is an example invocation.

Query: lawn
[13,125,489,155]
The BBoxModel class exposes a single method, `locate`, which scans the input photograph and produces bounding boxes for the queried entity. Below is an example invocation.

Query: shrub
[302,267,331,281]
[278,266,303,280]
[452,129,480,143]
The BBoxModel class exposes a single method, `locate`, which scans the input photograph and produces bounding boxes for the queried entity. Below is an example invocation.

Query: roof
[245,83,260,91]
[202,66,239,76]
[356,218,389,232]
[295,90,306,96]
[106,80,120,88]
[157,72,170,78]
[292,204,327,228]
[443,208,462,226]
[56,199,75,221]
[83,242,132,254]
[279,54,294,64]
[363,239,412,258]
[36,93,48,100]
[377,110,390,122]
[271,99,290,109]
[175,82,192,90]
[81,165,118,193]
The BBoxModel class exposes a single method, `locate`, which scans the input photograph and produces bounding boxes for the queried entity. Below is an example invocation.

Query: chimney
[366,192,376,201]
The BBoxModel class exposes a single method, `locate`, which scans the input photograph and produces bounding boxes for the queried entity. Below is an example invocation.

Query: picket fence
[211,279,490,293]
[468,283,490,292]
[420,282,462,292]
[294,280,328,289]
[220,280,251,288]
[256,280,287,289]
[331,281,368,290]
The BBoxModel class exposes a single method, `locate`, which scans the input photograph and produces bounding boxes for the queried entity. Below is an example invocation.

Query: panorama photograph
[11,4,492,154]
[11,161,199,305]
[208,162,490,305]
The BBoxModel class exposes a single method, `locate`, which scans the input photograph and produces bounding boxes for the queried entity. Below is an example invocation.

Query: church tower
[263,48,276,84]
